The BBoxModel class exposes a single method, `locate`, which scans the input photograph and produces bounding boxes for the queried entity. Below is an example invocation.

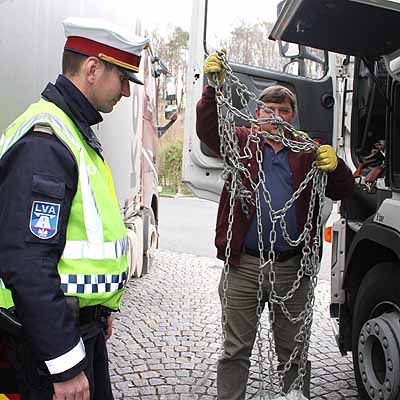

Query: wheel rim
[358,310,400,400]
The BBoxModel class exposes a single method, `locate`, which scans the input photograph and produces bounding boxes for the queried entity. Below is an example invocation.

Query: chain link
[214,50,328,397]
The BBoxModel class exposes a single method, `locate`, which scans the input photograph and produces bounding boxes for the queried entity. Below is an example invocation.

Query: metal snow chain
[221,174,237,338]
[214,50,327,398]
[121,198,140,223]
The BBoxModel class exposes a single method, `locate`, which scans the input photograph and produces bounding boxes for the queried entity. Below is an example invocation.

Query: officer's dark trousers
[7,323,113,400]
[217,253,311,400]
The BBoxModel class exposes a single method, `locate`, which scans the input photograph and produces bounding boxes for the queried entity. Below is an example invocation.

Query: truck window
[350,58,387,185]
[205,0,327,80]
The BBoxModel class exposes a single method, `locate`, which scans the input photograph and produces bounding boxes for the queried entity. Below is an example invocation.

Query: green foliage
[158,138,183,193]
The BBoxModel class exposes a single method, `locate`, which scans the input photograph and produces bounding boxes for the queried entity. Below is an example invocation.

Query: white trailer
[0,0,174,280]
[0,1,177,395]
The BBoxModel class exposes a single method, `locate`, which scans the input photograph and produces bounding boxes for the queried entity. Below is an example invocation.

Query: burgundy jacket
[196,86,355,266]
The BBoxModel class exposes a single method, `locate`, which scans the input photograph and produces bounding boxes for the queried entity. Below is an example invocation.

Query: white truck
[270,1,400,399]
[0,1,174,396]
[183,0,400,399]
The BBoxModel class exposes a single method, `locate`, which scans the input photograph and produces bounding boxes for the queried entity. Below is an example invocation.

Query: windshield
[205,0,326,80]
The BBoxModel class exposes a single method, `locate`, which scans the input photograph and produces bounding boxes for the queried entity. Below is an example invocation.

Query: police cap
[63,17,149,85]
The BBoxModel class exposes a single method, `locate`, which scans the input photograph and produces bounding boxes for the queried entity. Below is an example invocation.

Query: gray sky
[135,0,281,34]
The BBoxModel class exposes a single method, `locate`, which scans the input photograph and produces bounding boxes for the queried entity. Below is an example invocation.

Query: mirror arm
[298,45,324,64]
[298,59,307,77]
[157,114,177,137]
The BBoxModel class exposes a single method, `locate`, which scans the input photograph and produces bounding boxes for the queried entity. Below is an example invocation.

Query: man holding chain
[196,51,355,399]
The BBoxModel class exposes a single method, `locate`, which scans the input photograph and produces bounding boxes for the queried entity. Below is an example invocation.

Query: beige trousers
[217,253,311,400]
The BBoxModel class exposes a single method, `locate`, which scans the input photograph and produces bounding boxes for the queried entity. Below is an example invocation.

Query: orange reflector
[324,226,332,243]
[0,395,21,400]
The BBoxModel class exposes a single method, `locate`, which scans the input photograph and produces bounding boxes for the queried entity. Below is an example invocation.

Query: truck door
[183,0,335,202]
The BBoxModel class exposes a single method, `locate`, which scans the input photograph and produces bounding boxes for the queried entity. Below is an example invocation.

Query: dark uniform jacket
[0,75,103,382]
[196,85,355,266]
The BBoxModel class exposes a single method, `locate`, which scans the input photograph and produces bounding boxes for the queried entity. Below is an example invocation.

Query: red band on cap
[65,36,140,70]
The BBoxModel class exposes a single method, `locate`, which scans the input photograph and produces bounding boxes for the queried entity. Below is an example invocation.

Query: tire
[126,227,138,282]
[352,262,400,400]
[142,207,158,275]
[133,216,144,278]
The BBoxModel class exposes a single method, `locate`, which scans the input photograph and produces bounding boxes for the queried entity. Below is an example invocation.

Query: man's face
[256,100,295,135]
[92,64,131,113]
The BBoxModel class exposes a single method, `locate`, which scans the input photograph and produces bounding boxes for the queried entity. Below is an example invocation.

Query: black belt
[244,246,301,262]
[79,306,111,326]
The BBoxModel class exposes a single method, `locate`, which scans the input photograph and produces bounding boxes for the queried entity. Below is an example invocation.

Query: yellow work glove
[316,145,338,172]
[204,50,226,88]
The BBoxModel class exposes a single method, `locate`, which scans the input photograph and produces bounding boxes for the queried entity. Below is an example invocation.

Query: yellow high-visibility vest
[0,99,128,310]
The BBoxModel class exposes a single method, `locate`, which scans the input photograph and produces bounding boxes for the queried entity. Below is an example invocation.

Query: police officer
[0,18,149,399]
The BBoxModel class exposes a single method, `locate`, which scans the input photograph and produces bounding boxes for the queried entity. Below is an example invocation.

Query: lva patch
[30,201,61,239]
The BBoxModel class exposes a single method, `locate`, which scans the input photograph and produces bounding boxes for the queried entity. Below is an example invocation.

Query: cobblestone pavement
[109,250,358,399]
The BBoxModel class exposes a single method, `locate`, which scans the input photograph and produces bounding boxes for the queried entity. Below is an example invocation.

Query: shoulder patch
[30,201,61,239]
[32,124,54,135]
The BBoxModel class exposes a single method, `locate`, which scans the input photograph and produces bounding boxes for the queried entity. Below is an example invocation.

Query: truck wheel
[352,262,400,400]
[133,216,144,278]
[126,215,144,279]
[142,207,158,275]
[126,227,138,282]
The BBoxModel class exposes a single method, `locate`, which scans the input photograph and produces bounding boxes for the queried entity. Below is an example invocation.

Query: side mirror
[165,77,177,103]
[152,56,169,78]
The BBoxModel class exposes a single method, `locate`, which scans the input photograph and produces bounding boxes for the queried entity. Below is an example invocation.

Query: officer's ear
[84,56,104,84]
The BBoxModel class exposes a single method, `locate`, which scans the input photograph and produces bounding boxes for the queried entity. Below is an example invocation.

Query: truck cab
[271,1,400,399]
[183,0,400,399]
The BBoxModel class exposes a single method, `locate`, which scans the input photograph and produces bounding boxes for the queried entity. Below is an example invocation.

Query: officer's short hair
[257,85,297,113]
[62,49,113,76]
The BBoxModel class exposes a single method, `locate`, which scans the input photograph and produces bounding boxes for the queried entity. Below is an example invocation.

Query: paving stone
[139,386,157,395]
[156,385,174,395]
[141,371,161,379]
[165,378,179,385]
[109,250,359,399]
[122,387,140,396]
[149,378,167,386]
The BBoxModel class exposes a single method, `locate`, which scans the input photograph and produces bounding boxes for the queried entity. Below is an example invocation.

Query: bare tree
[218,20,285,72]
[149,26,189,112]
